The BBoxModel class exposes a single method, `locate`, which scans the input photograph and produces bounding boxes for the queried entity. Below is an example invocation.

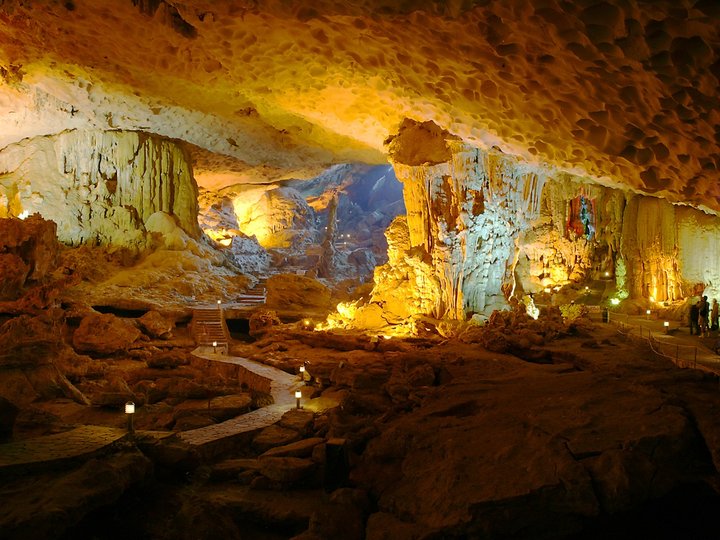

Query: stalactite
[0,129,199,246]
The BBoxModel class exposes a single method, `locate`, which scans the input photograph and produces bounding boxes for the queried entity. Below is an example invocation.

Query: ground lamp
[125,401,135,434]
[213,340,217,353]
[664,321,670,334]
[217,299,222,309]
[295,390,302,409]
[646,309,651,319]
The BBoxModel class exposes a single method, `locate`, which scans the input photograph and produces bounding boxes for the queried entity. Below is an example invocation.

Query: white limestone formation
[0,130,199,247]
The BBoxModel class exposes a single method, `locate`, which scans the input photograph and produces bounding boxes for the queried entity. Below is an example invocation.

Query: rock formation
[0,130,199,246]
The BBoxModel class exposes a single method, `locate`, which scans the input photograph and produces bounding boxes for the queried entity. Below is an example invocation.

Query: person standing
[712,299,719,331]
[690,301,700,335]
[699,295,710,337]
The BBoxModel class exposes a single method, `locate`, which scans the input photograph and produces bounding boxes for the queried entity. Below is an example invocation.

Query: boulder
[248,309,282,337]
[261,437,325,458]
[265,274,333,310]
[278,409,315,435]
[207,394,253,421]
[0,253,29,300]
[253,425,303,453]
[72,313,142,355]
[146,350,190,369]
[138,310,174,339]
[257,456,316,483]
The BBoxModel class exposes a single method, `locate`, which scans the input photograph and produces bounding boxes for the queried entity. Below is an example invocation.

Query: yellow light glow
[18,210,29,220]
[203,227,235,247]
[610,298,620,305]
[649,296,655,303]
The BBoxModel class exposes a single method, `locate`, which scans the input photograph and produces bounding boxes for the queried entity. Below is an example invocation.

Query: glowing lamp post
[299,365,305,377]
[604,271,610,277]
[646,309,651,320]
[125,401,135,435]
[664,321,670,334]
[212,341,217,353]
[295,390,302,409]
[217,299,222,309]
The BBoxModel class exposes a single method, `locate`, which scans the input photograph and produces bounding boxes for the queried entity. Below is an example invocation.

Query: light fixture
[212,341,217,353]
[604,271,610,277]
[664,321,670,334]
[585,286,589,291]
[125,401,135,434]
[610,298,620,305]
[295,390,302,409]
[299,365,305,373]
[217,299,222,308]
[646,309,651,319]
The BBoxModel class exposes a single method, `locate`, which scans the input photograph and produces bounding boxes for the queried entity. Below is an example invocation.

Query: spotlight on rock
[125,401,135,435]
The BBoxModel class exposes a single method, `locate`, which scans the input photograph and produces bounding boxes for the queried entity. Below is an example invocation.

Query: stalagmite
[387,120,546,319]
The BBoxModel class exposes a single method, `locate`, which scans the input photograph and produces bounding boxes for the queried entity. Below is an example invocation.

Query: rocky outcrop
[0,130,199,247]
[265,274,333,311]
[0,215,59,299]
[72,312,142,355]
[0,312,89,407]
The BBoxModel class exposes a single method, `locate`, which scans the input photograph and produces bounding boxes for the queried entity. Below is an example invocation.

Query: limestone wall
[0,129,199,246]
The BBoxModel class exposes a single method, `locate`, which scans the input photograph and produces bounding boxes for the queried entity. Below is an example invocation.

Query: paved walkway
[0,426,127,472]
[603,312,720,375]
[0,348,303,470]
[178,348,302,450]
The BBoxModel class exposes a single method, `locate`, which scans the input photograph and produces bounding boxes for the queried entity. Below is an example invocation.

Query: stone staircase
[235,279,267,307]
[191,307,231,352]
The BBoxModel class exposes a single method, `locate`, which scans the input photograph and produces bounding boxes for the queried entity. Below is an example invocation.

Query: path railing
[588,311,699,370]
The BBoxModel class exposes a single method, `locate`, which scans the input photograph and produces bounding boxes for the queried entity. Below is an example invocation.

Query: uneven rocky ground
[3,312,720,539]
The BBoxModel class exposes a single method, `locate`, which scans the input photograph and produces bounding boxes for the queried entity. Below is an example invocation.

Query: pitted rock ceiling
[0,0,718,206]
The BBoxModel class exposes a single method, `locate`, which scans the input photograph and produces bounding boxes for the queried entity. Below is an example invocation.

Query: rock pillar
[387,120,545,318]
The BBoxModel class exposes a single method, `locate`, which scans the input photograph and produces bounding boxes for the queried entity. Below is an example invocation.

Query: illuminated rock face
[0,130,199,246]
[0,2,718,206]
[388,120,546,318]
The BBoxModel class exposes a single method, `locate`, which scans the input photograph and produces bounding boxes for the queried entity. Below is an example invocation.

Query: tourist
[712,299,719,331]
[689,301,700,335]
[699,296,710,337]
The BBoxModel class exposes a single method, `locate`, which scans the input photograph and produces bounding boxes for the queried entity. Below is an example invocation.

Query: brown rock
[207,393,253,421]
[265,273,333,310]
[138,310,174,339]
[146,350,190,369]
[261,437,325,458]
[0,253,29,300]
[258,456,316,483]
[253,425,303,453]
[278,409,314,435]
[209,458,261,481]
[72,313,142,355]
[248,308,281,337]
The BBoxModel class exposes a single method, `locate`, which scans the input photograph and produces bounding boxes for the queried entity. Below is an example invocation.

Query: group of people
[689,295,719,337]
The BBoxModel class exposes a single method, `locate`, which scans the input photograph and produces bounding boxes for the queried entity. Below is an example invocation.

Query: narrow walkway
[600,311,720,375]
[0,426,127,473]
[177,347,303,452]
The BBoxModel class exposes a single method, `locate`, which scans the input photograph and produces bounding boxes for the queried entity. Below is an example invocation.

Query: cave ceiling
[0,0,718,207]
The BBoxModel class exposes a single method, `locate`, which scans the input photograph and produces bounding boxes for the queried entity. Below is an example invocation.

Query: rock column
[387,120,545,318]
